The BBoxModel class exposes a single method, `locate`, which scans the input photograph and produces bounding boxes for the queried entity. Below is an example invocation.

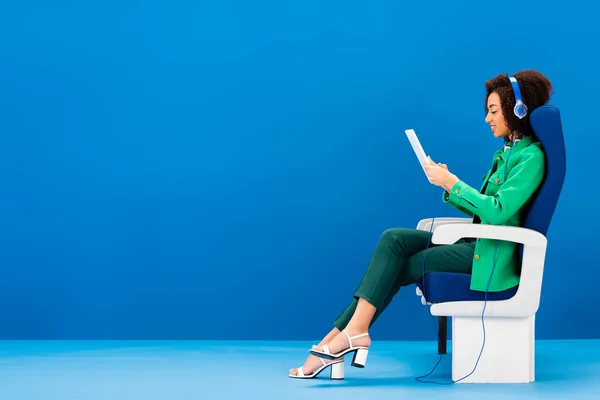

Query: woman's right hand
[427,156,448,170]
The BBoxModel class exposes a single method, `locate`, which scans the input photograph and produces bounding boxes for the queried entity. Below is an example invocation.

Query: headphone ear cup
[514,102,528,119]
[509,76,528,119]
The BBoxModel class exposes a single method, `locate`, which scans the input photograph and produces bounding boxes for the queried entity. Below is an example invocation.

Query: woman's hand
[424,156,459,192]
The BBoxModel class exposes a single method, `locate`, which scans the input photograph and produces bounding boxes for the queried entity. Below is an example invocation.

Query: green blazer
[442,135,546,292]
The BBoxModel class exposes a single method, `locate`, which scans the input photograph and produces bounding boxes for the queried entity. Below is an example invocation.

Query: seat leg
[452,314,535,383]
[438,316,447,354]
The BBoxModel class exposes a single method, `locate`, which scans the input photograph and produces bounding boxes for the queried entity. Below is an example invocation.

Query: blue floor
[0,340,598,399]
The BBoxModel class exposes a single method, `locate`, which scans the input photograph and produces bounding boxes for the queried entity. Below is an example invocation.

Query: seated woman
[289,69,554,379]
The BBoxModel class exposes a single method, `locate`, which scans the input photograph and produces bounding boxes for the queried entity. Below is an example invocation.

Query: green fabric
[333,228,475,330]
[442,135,546,292]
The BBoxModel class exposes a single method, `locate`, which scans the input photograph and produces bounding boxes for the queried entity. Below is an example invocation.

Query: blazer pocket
[487,172,506,186]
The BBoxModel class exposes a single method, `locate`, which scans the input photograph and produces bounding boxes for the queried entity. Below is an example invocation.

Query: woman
[289,70,554,379]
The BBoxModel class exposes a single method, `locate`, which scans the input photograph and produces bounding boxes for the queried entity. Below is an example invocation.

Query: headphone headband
[509,76,528,119]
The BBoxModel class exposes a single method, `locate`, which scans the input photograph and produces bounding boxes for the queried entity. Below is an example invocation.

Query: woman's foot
[289,353,343,378]
[311,327,371,358]
[290,327,341,377]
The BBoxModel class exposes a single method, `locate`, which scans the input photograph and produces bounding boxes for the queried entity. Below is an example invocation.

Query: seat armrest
[431,223,546,248]
[416,217,472,232]
[428,223,547,317]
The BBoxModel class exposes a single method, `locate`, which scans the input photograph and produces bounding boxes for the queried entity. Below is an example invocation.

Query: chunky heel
[330,361,344,379]
[351,348,368,368]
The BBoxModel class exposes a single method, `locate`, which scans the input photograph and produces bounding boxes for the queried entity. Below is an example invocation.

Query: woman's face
[485,92,511,139]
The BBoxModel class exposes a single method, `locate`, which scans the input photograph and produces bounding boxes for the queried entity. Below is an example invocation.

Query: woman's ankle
[344,322,369,335]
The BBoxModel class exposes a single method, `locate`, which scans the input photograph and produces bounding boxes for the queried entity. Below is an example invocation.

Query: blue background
[0,1,597,341]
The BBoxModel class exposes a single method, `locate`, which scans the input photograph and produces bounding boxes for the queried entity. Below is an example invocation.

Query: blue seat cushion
[417,272,518,303]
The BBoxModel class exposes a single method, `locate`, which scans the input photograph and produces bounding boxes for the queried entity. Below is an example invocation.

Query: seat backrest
[522,105,567,235]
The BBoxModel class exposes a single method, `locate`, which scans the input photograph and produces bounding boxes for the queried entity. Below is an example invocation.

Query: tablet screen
[405,129,428,174]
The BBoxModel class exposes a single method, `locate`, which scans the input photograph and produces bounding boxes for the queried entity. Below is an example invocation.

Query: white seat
[415,217,546,383]
[411,105,566,384]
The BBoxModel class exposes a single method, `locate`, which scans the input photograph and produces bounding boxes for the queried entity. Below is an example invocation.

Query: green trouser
[333,228,476,330]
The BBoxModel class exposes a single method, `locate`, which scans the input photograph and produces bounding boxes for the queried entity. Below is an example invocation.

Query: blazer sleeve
[444,147,545,225]
[442,190,474,217]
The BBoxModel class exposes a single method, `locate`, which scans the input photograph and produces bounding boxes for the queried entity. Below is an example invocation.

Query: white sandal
[309,330,369,368]
[289,358,344,380]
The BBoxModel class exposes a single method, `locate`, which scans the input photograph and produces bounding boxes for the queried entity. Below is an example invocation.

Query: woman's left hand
[424,157,460,192]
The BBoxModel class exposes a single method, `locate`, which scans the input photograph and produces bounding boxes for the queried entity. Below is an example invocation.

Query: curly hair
[484,70,554,138]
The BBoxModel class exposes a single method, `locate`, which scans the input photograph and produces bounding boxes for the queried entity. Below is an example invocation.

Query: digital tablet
[404,129,429,174]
